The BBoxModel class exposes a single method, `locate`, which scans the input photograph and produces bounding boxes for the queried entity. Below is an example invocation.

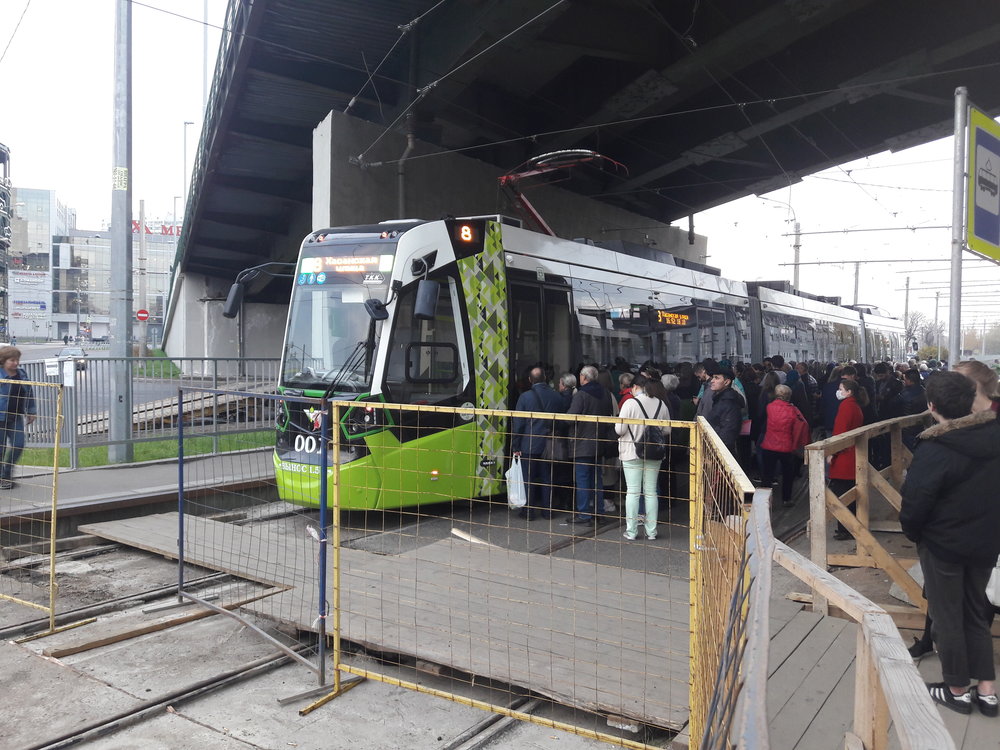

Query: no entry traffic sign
[136,309,149,321]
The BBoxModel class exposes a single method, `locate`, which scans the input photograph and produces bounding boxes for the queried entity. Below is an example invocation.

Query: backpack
[630,399,668,462]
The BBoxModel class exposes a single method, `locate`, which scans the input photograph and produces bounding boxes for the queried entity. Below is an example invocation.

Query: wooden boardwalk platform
[78,513,998,746]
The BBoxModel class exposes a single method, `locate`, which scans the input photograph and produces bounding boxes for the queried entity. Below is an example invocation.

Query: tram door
[508,281,574,401]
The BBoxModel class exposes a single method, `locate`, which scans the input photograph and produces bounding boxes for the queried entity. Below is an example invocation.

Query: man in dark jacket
[893,369,928,449]
[0,346,38,489]
[873,362,903,420]
[512,367,567,520]
[563,365,611,524]
[900,371,1000,716]
[705,366,743,454]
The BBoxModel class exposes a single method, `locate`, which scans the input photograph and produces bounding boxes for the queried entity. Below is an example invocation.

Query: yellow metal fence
[0,380,65,637]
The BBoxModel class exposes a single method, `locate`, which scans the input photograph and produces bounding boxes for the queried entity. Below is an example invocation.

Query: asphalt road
[18,343,198,417]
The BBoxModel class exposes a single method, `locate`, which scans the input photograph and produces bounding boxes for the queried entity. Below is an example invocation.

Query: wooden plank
[767,608,824,676]
[767,616,849,721]
[42,587,284,658]
[870,470,902,513]
[807,448,830,614]
[863,612,956,750]
[795,660,856,750]
[768,621,856,749]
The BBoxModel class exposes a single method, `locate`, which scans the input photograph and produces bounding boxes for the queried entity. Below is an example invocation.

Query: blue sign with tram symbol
[967,107,1000,261]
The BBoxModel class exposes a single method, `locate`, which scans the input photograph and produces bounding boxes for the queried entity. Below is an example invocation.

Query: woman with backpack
[616,374,670,541]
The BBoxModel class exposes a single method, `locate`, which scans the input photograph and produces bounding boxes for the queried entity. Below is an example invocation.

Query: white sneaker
[604,502,617,513]
[623,532,637,541]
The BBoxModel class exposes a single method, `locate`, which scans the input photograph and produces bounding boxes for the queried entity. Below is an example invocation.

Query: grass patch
[22,430,274,468]
[132,350,183,379]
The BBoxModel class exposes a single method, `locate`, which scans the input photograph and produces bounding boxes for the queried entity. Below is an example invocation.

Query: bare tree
[904,311,927,347]
[917,316,945,348]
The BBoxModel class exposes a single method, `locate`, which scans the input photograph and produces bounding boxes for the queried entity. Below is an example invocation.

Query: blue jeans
[573,457,597,520]
[622,458,660,537]
[0,418,26,480]
[520,454,552,514]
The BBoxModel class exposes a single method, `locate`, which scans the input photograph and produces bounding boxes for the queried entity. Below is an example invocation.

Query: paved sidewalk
[1,449,274,521]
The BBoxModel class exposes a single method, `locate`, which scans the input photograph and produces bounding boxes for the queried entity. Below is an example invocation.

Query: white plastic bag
[505,456,527,509]
[988,555,1000,608]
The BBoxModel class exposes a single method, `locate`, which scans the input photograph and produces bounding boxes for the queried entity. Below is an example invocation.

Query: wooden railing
[804,413,929,618]
[743,494,954,750]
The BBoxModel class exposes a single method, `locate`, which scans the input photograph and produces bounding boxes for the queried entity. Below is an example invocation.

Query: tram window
[385,276,466,404]
[544,288,573,379]
[598,281,654,367]
[406,342,458,383]
[509,283,542,388]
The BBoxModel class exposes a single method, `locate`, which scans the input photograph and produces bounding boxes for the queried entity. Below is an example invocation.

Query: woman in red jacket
[829,378,866,540]
[760,385,810,506]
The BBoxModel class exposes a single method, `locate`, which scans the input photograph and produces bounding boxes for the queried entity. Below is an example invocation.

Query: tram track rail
[2,479,807,748]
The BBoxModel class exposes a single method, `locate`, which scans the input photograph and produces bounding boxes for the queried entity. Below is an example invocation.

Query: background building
[6,185,175,344]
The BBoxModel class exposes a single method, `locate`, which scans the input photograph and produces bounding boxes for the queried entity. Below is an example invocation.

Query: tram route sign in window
[967,107,1000,262]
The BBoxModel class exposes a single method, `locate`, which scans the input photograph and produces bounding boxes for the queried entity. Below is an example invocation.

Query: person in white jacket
[615,374,670,540]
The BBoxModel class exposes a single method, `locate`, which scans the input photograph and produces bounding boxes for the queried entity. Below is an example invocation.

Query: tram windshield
[281,241,395,392]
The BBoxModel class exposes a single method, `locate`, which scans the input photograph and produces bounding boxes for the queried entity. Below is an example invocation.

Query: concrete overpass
[163,0,1000,359]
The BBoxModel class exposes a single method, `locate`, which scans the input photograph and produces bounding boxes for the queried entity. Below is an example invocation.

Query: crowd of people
[510,353,1000,719]
[510,354,966,529]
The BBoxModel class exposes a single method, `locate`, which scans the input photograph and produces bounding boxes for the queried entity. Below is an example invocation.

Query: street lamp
[182,121,194,218]
[758,195,802,289]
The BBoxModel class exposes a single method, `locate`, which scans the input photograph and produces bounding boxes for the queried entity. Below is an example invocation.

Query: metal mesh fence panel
[175,390,703,747]
[0,380,63,634]
[688,417,756,750]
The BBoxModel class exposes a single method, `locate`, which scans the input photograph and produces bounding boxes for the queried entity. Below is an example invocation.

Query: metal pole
[317,400,329,686]
[177,386,185,603]
[903,276,910,329]
[792,221,801,290]
[183,121,194,216]
[935,291,941,362]
[853,262,860,306]
[138,200,148,353]
[949,87,968,365]
[110,0,134,463]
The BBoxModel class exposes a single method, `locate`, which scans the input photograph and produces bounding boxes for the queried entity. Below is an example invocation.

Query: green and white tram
[274,215,753,509]
[273,215,904,510]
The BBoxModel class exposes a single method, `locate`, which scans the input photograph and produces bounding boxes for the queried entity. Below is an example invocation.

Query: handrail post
[889,424,905,488]
[855,435,871,534]
[212,358,220,454]
[807,446,829,614]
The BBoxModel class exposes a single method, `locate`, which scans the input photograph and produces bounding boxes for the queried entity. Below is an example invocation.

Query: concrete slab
[0,640,143,748]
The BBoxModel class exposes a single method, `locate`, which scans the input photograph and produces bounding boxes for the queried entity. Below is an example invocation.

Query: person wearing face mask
[828,378,865,541]
[0,346,37,489]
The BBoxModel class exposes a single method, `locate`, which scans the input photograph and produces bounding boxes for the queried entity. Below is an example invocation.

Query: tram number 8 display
[294,434,324,454]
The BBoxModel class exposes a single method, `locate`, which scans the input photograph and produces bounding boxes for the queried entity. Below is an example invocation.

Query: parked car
[58,347,88,371]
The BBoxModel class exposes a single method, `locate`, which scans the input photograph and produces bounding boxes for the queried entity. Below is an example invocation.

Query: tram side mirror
[364,298,389,321]
[414,279,439,321]
[222,282,244,318]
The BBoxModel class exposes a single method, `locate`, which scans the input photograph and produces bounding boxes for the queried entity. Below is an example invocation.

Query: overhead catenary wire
[0,0,32,67]
[354,0,570,165]
[343,0,449,114]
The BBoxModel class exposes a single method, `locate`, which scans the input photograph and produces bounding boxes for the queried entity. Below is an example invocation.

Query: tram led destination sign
[299,254,393,279]
[655,310,690,326]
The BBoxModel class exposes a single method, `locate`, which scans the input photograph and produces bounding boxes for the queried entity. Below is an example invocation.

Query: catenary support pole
[949,87,968,365]
[110,0,134,462]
